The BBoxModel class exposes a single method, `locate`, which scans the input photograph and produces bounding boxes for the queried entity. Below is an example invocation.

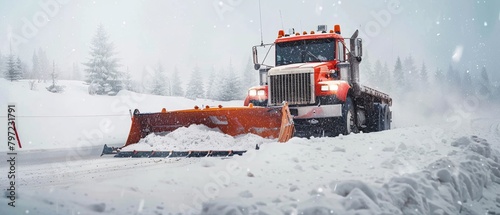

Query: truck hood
[273,62,327,70]
[268,62,326,75]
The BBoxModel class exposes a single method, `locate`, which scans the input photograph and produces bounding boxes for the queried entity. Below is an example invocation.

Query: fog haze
[1,0,499,81]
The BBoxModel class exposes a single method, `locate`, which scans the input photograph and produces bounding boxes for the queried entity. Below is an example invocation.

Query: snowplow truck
[244,25,392,137]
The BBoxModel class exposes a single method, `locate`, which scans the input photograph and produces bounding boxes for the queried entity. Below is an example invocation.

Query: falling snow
[1,1,500,215]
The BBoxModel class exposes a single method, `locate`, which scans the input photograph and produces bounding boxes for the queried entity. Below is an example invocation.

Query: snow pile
[122,124,270,151]
[201,135,500,215]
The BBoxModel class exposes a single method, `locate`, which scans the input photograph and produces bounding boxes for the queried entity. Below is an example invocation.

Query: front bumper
[289,95,343,119]
[290,104,342,119]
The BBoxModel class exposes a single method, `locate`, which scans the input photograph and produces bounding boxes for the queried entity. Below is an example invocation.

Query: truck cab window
[276,38,335,66]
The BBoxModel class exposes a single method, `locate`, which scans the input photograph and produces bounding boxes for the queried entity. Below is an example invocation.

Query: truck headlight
[329,84,339,91]
[257,90,266,96]
[249,89,257,96]
[320,84,338,92]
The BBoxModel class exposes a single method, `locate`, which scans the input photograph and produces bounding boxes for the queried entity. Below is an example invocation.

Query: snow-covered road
[1,80,499,215]
[3,121,500,215]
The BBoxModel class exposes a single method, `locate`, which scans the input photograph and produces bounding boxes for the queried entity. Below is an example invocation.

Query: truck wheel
[341,97,358,135]
[371,103,382,132]
[383,106,391,130]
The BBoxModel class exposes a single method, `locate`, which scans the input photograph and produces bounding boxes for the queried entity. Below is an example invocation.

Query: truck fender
[243,96,250,106]
[336,81,351,102]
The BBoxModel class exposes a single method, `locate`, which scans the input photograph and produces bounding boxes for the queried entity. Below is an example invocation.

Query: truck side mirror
[252,46,260,70]
[355,38,363,59]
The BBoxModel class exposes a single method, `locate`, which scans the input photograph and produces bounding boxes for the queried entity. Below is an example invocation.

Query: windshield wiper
[305,51,320,62]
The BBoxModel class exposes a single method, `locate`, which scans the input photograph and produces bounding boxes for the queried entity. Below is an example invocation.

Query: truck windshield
[275,38,335,66]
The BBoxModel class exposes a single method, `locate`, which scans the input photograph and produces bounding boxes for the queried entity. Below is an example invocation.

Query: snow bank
[201,135,500,215]
[0,79,243,151]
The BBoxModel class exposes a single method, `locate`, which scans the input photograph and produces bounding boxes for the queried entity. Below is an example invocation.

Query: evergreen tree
[419,62,428,83]
[393,57,404,91]
[434,67,444,85]
[32,50,41,80]
[37,48,49,82]
[402,55,416,89]
[478,66,491,96]
[140,66,152,93]
[361,52,373,84]
[372,60,383,89]
[462,70,473,96]
[15,57,24,79]
[217,61,243,101]
[381,62,391,92]
[150,63,168,96]
[46,60,64,93]
[171,67,184,96]
[185,65,205,100]
[83,24,121,95]
[242,57,258,91]
[0,50,3,78]
[205,66,217,99]
[446,65,461,89]
[4,52,22,81]
[123,67,134,91]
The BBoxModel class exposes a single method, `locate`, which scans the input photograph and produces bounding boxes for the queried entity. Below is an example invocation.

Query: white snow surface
[1,79,500,215]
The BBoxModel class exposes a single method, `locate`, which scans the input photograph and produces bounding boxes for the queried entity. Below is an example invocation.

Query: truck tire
[382,105,391,130]
[341,97,358,135]
[371,103,383,132]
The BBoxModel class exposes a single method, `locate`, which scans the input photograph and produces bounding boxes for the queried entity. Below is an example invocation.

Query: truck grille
[269,72,314,105]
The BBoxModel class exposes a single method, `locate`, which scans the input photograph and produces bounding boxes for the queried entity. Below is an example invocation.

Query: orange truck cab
[245,25,392,137]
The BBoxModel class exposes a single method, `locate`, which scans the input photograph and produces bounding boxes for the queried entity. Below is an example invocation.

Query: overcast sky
[1,0,499,81]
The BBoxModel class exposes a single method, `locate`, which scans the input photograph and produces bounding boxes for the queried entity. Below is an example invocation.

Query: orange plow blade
[124,103,294,147]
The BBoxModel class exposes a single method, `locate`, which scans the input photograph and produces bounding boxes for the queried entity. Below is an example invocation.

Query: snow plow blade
[101,103,294,157]
[101,145,247,158]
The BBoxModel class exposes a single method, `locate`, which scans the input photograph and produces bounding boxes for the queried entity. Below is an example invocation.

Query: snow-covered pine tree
[434,67,444,86]
[372,60,383,89]
[31,50,41,80]
[83,24,121,95]
[242,57,258,92]
[122,67,134,92]
[205,66,218,100]
[360,52,373,85]
[46,60,64,93]
[402,55,416,90]
[462,69,473,96]
[0,50,4,78]
[478,66,491,96]
[419,62,428,84]
[171,67,184,96]
[38,48,49,82]
[446,65,461,90]
[15,57,24,79]
[4,53,22,81]
[185,66,205,100]
[217,62,243,101]
[393,57,404,93]
[382,62,391,92]
[150,63,168,96]
[212,68,226,101]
